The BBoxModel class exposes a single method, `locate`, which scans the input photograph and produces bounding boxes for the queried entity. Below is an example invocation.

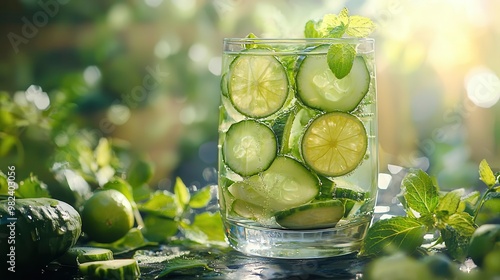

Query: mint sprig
[304,8,375,79]
[361,160,500,261]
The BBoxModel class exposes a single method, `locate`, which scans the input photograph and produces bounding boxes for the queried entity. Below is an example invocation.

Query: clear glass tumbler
[218,38,377,258]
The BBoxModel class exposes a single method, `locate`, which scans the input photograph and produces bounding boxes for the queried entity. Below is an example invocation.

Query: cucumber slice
[296,45,370,112]
[228,179,290,211]
[231,199,268,220]
[271,109,293,153]
[228,53,289,118]
[275,200,345,229]
[220,73,229,97]
[301,112,367,177]
[334,187,366,201]
[79,259,140,280]
[58,246,114,266]
[223,120,277,176]
[256,156,319,208]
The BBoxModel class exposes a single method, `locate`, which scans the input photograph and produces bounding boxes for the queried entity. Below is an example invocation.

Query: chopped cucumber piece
[228,179,290,211]
[223,120,277,176]
[254,156,319,209]
[220,73,229,97]
[271,109,293,153]
[231,199,268,220]
[334,187,366,201]
[79,259,140,280]
[275,200,345,229]
[58,246,114,266]
[296,45,370,112]
[316,175,336,200]
[302,112,367,177]
[340,198,364,218]
[228,53,289,118]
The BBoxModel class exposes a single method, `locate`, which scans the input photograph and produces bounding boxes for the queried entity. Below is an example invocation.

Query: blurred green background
[1,0,499,194]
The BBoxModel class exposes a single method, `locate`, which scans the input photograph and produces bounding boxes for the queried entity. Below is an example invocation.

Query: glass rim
[223,37,374,44]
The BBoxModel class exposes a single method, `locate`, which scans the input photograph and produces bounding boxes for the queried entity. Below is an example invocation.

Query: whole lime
[467,224,500,268]
[483,248,500,275]
[81,189,134,243]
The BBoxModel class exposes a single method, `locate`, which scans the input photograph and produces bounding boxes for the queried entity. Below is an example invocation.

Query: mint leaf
[127,158,154,188]
[326,23,347,38]
[155,257,212,279]
[304,20,322,38]
[319,14,343,36]
[189,185,213,209]
[94,138,112,167]
[15,174,51,198]
[89,228,157,255]
[346,15,376,37]
[401,169,439,215]
[435,189,463,216]
[180,212,226,245]
[327,44,356,79]
[457,190,480,215]
[138,191,177,218]
[440,212,476,261]
[141,215,178,242]
[479,159,496,188]
[338,7,350,23]
[483,191,500,202]
[243,33,260,49]
[360,216,426,256]
[174,177,190,209]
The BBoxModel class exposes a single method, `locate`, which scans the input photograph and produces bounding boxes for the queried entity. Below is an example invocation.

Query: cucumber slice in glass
[228,53,289,118]
[275,200,345,229]
[223,120,277,176]
[255,156,319,208]
[296,45,370,112]
[231,199,268,220]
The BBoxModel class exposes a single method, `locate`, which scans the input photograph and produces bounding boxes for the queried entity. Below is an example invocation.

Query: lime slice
[301,112,367,177]
[228,54,289,118]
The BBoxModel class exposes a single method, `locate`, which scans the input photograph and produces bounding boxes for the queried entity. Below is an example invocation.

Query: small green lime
[422,253,457,278]
[467,224,500,268]
[364,254,434,280]
[483,248,500,275]
[81,189,134,243]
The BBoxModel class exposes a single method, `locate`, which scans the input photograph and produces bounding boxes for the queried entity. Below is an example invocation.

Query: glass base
[223,217,371,259]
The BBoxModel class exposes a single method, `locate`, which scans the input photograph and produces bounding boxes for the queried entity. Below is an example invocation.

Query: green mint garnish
[479,159,496,187]
[327,44,355,79]
[360,161,500,261]
[304,8,375,79]
[401,169,439,215]
[360,216,426,255]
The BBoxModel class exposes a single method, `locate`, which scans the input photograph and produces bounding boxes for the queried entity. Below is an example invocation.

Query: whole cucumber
[0,198,82,275]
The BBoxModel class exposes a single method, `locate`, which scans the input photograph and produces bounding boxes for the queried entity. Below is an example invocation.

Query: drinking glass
[218,38,377,258]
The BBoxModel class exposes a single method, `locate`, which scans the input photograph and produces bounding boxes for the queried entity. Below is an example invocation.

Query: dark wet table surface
[41,244,368,280]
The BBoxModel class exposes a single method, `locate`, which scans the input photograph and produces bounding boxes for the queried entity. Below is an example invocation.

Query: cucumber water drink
[218,37,377,258]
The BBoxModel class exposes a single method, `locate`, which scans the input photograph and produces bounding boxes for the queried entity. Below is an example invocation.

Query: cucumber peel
[275,200,345,229]
[0,198,81,272]
[58,246,114,266]
[79,259,140,280]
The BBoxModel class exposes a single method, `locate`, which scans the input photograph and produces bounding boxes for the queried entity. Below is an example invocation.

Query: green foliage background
[1,0,500,195]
